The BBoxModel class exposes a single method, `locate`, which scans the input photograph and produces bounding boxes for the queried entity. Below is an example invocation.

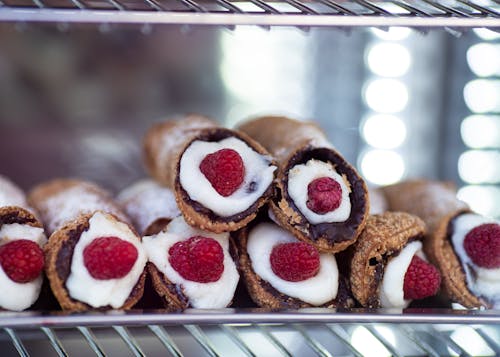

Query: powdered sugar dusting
[40,185,128,234]
[0,175,28,209]
[157,118,216,176]
[117,179,180,235]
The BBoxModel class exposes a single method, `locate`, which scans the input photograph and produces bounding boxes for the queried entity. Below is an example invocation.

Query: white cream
[0,223,47,311]
[247,222,338,305]
[287,159,351,225]
[379,241,424,308]
[0,176,28,208]
[117,179,180,235]
[66,212,147,309]
[143,216,239,308]
[179,137,276,217]
[0,224,47,247]
[451,213,500,306]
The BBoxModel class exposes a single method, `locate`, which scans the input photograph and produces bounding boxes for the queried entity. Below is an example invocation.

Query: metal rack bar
[399,325,440,357]
[220,325,256,357]
[184,325,220,357]
[475,327,500,355]
[41,327,68,357]
[458,0,500,16]
[293,324,333,357]
[143,0,164,11]
[77,326,106,357]
[105,0,124,10]
[149,325,184,357]
[430,327,472,357]
[4,328,29,357]
[325,324,363,357]
[113,326,145,357]
[257,325,292,356]
[365,325,402,357]
[280,0,318,14]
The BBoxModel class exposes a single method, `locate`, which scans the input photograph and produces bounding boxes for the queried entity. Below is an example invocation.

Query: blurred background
[0,23,499,217]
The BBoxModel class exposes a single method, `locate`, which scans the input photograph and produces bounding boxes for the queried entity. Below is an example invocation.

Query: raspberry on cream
[0,223,47,311]
[287,159,351,225]
[247,222,338,305]
[66,212,147,309]
[179,137,276,217]
[143,216,239,308]
[451,213,500,307]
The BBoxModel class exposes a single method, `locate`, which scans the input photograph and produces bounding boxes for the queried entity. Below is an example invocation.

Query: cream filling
[66,212,147,309]
[380,241,424,308]
[179,137,276,217]
[287,159,351,225]
[0,224,47,311]
[143,216,239,308]
[451,213,500,306]
[247,222,338,305]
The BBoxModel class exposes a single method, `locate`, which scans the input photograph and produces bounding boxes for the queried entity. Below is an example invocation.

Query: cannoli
[381,180,499,308]
[0,175,47,311]
[142,215,239,309]
[381,179,468,234]
[350,212,441,308]
[117,179,181,235]
[29,179,147,311]
[143,115,277,233]
[236,216,355,308]
[432,211,499,308]
[238,116,369,253]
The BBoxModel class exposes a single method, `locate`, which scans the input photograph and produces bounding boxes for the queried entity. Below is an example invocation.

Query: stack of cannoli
[379,180,499,309]
[0,175,47,311]
[29,179,147,311]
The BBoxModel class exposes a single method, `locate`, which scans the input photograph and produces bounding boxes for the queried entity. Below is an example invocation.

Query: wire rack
[0,0,499,28]
[0,309,499,356]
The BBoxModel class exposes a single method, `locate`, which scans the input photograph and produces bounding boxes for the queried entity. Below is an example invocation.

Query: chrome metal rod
[365,325,402,357]
[400,325,440,357]
[184,325,220,357]
[221,325,256,357]
[4,328,29,357]
[113,326,145,357]
[77,327,106,357]
[293,324,333,357]
[40,327,68,357]
[149,325,183,357]
[326,324,363,357]
[257,325,292,357]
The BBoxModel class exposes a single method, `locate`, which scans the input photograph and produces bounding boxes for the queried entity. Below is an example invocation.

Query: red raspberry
[83,237,138,280]
[306,177,343,214]
[403,255,441,300]
[168,236,224,283]
[463,223,500,269]
[270,242,320,282]
[0,239,44,283]
[199,148,245,197]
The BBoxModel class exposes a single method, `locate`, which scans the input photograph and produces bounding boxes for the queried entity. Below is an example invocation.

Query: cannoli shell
[235,226,356,309]
[427,209,485,308]
[350,212,426,308]
[0,206,42,230]
[368,187,388,215]
[144,115,276,233]
[117,179,180,235]
[29,179,128,235]
[44,212,146,311]
[381,179,468,235]
[239,116,369,253]
[143,114,218,188]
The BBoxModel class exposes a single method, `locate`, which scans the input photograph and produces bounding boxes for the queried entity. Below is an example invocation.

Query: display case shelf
[0,0,499,28]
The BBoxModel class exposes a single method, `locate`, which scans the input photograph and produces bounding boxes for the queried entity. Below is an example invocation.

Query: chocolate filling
[0,211,37,227]
[55,220,144,309]
[281,147,367,243]
[175,129,274,223]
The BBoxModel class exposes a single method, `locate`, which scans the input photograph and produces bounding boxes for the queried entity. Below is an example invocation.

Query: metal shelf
[0,314,499,356]
[0,0,499,28]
